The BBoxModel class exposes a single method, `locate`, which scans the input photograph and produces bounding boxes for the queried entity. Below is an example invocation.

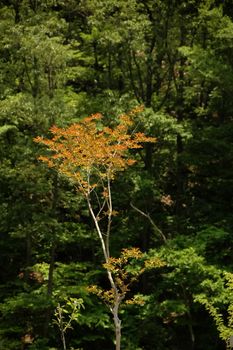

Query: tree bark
[114,315,121,350]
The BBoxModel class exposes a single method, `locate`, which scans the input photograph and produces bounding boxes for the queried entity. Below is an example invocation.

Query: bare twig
[130,202,166,243]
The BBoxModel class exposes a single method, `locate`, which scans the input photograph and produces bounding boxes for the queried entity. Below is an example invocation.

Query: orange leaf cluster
[34,111,156,194]
[88,247,165,308]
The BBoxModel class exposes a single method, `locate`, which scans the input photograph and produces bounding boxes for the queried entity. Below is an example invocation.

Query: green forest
[1,0,233,349]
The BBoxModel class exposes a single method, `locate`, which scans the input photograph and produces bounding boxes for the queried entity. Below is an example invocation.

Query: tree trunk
[115,318,121,350]
[61,329,67,350]
[113,303,121,350]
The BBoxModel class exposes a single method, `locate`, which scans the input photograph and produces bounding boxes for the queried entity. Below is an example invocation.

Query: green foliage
[0,0,233,349]
[195,272,233,347]
[53,297,84,350]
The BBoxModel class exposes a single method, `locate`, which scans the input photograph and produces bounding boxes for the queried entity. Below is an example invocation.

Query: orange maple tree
[35,110,154,192]
[34,108,156,350]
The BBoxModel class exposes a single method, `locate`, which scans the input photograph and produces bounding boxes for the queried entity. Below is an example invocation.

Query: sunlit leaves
[34,109,156,195]
[88,247,164,308]
[195,271,233,345]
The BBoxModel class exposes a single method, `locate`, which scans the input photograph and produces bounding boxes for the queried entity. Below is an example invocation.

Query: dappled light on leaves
[34,110,156,196]
[88,247,165,309]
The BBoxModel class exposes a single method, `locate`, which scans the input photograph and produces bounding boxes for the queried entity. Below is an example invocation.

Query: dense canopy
[0,1,233,349]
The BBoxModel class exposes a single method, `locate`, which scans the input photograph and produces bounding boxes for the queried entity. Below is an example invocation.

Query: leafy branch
[53,297,84,350]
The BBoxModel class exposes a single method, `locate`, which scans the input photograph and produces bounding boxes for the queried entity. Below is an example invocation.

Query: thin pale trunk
[86,196,116,287]
[111,294,123,350]
[87,197,109,261]
[61,330,67,350]
[57,306,67,350]
[112,291,122,350]
[114,314,121,350]
[106,176,112,259]
[86,193,122,350]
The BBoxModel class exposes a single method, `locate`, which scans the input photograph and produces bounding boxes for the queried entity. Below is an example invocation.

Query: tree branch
[130,202,167,243]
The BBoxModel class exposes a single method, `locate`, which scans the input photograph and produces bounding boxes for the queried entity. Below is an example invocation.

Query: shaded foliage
[0,0,233,349]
